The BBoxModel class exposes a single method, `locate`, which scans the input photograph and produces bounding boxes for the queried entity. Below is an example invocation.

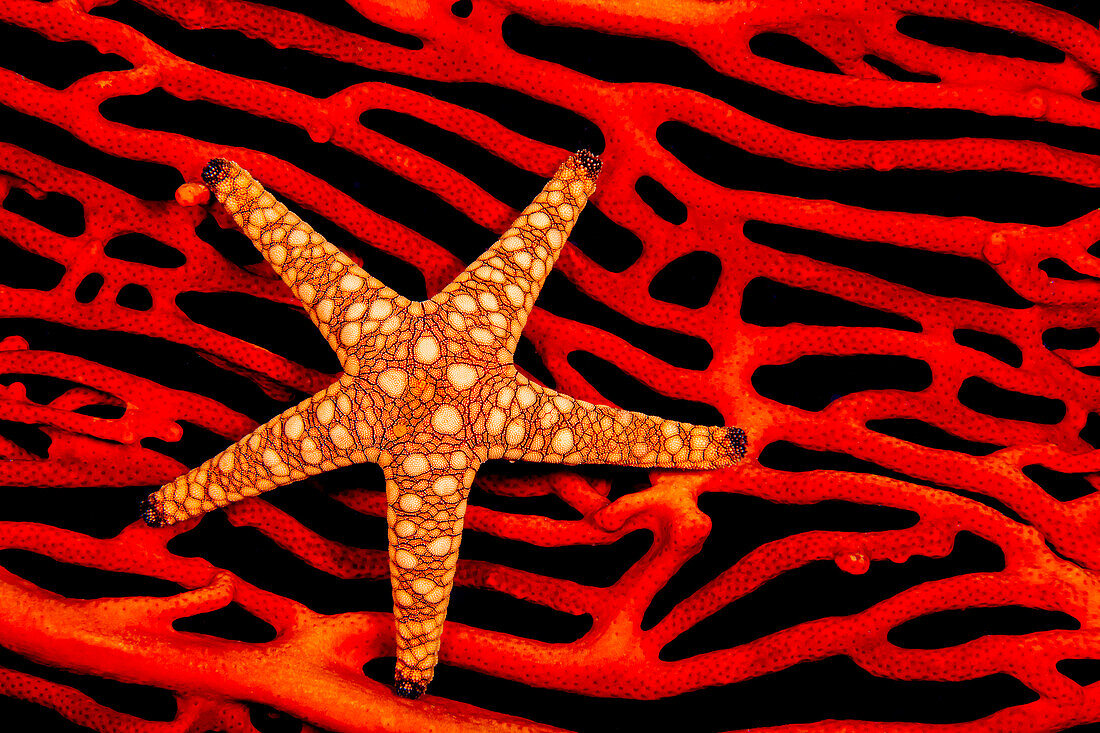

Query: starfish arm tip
[201,158,233,187]
[572,148,602,179]
[393,676,427,699]
[724,426,748,464]
[140,493,169,528]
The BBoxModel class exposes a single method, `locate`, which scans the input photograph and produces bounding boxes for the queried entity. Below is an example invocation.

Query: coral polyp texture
[1,0,1100,731]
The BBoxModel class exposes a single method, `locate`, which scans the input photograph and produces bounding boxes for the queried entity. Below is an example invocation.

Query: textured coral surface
[2,0,1100,731]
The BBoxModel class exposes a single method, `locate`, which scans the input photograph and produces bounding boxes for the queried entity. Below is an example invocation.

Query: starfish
[142,151,746,698]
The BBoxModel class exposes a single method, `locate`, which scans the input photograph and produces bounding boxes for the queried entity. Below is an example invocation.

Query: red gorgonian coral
[2,0,1100,731]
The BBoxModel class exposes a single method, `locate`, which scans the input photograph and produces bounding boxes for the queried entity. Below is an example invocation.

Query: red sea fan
[2,0,1100,731]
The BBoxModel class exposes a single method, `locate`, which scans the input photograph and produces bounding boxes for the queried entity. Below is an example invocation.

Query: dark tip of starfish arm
[572,148,602,179]
[726,426,748,462]
[201,158,233,187]
[393,675,427,699]
[140,494,167,527]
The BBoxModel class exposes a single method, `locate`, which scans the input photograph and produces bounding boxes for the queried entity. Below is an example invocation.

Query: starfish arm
[142,381,378,526]
[495,378,747,469]
[201,159,410,367]
[431,151,600,351]
[384,450,480,699]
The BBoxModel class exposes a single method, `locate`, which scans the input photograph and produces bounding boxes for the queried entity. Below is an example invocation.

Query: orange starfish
[142,151,746,698]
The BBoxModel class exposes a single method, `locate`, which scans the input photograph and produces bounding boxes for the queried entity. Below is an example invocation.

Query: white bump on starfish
[394,550,417,570]
[433,475,459,496]
[403,454,429,476]
[446,363,478,390]
[427,537,451,556]
[414,336,440,364]
[552,428,575,454]
[378,369,407,397]
[369,299,392,320]
[431,405,462,434]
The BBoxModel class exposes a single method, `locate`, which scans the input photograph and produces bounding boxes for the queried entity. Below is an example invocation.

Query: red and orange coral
[2,0,1100,731]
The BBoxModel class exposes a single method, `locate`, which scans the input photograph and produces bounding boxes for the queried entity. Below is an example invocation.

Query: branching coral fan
[1,0,1100,731]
